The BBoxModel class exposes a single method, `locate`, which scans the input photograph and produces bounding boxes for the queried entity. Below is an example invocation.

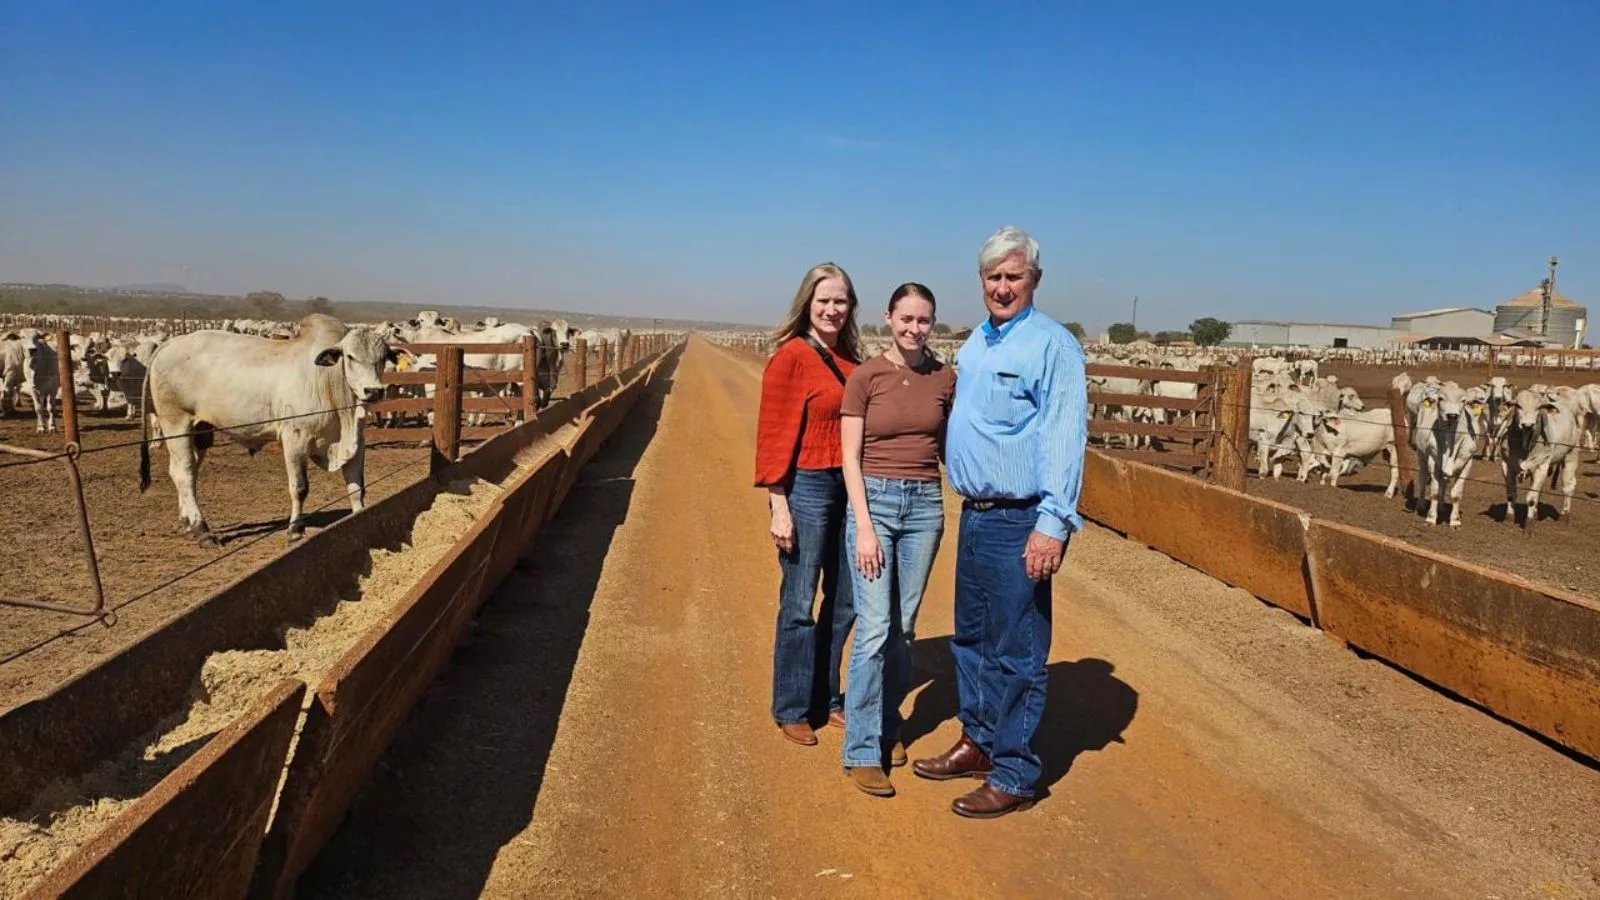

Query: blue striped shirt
[946,305,1088,539]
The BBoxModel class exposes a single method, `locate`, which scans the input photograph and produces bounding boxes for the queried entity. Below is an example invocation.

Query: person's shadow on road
[901,636,1138,794]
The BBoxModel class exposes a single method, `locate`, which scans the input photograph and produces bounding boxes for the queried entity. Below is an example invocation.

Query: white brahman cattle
[1408,382,1477,526]
[139,314,400,546]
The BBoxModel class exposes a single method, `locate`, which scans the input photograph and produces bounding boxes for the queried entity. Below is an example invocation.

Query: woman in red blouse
[755,262,862,746]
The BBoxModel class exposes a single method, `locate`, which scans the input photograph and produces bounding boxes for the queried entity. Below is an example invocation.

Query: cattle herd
[1,310,641,546]
[1073,345,1598,531]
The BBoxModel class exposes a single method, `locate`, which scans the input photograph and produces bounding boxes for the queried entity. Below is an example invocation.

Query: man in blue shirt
[911,225,1088,818]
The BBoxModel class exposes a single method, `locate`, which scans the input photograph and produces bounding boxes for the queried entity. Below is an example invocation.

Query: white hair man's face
[982,251,1038,325]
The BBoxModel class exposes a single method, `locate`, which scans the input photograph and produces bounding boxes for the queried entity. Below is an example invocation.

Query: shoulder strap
[801,333,848,385]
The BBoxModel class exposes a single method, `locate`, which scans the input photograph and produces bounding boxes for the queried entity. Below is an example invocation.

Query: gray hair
[978,225,1041,275]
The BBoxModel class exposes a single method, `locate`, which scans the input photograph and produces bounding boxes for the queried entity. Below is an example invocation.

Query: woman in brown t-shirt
[837,282,956,797]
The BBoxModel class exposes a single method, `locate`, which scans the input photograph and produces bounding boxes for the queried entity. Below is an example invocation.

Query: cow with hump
[139,313,405,547]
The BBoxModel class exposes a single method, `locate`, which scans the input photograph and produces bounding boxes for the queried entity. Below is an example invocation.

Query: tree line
[0,287,337,321]
[1085,317,1232,346]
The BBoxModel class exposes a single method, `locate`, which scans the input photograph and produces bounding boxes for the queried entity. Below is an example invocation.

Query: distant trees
[1188,317,1233,347]
[304,296,335,316]
[1152,330,1191,344]
[245,290,287,319]
[1064,321,1086,341]
[931,322,952,335]
[1106,322,1138,344]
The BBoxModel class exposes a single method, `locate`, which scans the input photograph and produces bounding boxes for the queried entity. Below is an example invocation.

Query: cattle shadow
[211,509,350,543]
[901,637,1138,795]
[293,352,680,900]
[1481,501,1564,526]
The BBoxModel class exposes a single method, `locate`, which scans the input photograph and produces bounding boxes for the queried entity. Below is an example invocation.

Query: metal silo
[1494,285,1588,347]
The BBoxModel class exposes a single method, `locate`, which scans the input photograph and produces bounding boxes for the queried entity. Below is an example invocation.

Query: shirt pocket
[980,370,1033,426]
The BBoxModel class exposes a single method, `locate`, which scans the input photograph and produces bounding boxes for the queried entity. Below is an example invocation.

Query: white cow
[1304,406,1399,496]
[1518,390,1582,519]
[12,331,60,433]
[1409,383,1477,526]
[1251,393,1319,479]
[1484,376,1516,460]
[1,334,24,416]
[139,314,400,546]
[107,338,161,419]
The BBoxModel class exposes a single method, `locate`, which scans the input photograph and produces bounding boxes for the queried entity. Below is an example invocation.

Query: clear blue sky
[2,1,1594,331]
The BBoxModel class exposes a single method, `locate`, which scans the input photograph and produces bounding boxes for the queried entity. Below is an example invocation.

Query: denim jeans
[842,476,945,768]
[951,502,1058,798]
[772,468,856,725]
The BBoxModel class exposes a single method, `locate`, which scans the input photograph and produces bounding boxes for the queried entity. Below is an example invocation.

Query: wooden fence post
[431,345,463,473]
[574,338,588,390]
[1387,387,1417,504]
[1207,359,1250,491]
[521,334,538,421]
[54,330,81,447]
[598,339,609,380]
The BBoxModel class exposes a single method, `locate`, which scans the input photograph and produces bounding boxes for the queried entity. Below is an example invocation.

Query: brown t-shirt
[840,353,957,481]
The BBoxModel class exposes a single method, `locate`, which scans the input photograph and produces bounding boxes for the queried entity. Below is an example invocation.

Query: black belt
[961,495,1040,511]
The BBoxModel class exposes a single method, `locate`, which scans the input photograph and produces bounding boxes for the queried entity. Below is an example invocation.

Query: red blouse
[754,337,858,487]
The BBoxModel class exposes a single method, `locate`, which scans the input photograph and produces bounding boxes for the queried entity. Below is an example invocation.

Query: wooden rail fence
[367,332,681,472]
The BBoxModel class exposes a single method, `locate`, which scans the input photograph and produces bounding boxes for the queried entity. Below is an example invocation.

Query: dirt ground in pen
[0,410,432,708]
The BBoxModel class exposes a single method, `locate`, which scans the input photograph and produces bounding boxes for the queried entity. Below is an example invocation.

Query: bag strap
[801,333,848,385]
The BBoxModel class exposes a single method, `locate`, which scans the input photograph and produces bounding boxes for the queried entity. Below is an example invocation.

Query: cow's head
[315,327,394,403]
[1509,388,1543,433]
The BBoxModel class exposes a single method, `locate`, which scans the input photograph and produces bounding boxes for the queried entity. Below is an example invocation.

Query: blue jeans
[951,502,1058,798]
[842,476,945,768]
[772,468,856,725]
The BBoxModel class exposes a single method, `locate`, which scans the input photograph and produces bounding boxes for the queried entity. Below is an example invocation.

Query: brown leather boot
[848,766,895,797]
[827,708,846,729]
[911,735,993,781]
[951,783,1034,819]
[889,741,908,768]
[779,722,817,746]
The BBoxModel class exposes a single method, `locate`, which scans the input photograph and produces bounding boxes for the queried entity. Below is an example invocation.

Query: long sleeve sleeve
[754,348,807,488]
[1033,334,1088,539]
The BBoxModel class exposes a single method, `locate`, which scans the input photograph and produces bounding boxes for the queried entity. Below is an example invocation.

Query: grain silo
[1493,284,1588,347]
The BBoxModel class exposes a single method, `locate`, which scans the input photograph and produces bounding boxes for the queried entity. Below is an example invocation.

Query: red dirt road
[299,339,1598,898]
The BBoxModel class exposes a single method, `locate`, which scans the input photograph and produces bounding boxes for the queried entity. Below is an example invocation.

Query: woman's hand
[855,524,884,581]
[770,506,796,554]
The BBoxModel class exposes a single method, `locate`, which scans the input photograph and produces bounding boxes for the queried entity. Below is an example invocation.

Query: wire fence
[0,449,433,666]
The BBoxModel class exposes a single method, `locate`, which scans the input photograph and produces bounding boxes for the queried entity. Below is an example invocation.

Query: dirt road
[299,338,1598,899]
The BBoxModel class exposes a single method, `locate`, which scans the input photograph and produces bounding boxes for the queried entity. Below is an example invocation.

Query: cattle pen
[0,328,684,899]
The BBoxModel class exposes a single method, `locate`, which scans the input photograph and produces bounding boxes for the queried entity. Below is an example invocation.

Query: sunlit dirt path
[299,338,1598,899]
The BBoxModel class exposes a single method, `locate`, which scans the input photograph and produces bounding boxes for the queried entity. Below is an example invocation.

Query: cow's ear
[314,348,344,367]
[2,332,16,341]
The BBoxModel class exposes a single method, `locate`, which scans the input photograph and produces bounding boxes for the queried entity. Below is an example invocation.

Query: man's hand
[1022,530,1065,582]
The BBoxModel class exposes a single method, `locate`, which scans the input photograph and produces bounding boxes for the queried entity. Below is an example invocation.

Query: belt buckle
[968,498,997,511]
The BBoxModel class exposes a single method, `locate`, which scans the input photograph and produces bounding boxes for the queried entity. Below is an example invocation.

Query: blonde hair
[773,262,861,362]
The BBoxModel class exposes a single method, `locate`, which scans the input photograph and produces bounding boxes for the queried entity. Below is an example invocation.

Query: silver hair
[978,225,1041,275]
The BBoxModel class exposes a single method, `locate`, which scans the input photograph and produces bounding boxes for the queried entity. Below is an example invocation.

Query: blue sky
[2,1,1595,331]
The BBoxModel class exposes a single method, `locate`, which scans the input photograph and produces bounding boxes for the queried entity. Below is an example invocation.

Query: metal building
[1388,307,1495,337]
[1493,285,1589,348]
[1225,320,1399,349]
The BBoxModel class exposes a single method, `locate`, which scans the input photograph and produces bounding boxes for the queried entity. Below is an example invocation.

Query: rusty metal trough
[1078,448,1600,762]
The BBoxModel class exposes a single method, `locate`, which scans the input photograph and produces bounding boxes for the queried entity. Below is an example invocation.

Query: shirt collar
[980,304,1034,344]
